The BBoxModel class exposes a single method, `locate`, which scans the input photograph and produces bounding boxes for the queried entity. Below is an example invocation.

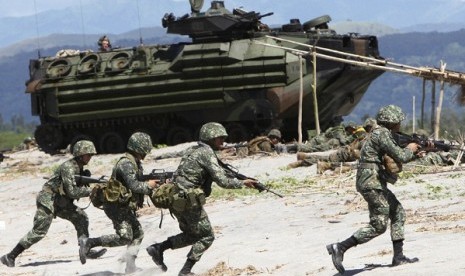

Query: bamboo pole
[312,45,320,135]
[257,38,465,85]
[412,96,416,133]
[434,61,446,140]
[298,54,303,143]
[431,80,436,131]
[421,79,426,130]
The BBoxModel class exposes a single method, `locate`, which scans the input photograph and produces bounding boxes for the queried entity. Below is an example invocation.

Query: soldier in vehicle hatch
[146,122,257,276]
[326,105,421,275]
[0,140,106,268]
[78,132,158,273]
[98,35,112,51]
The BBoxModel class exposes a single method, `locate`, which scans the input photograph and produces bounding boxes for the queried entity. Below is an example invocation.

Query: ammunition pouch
[103,178,132,205]
[150,183,178,209]
[171,188,206,212]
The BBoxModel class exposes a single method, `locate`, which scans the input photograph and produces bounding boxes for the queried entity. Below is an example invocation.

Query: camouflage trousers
[100,204,144,256]
[19,203,89,249]
[353,188,405,243]
[168,206,214,262]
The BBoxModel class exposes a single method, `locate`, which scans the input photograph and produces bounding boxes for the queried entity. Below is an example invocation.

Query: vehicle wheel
[166,127,192,145]
[34,125,64,154]
[225,123,249,143]
[99,132,125,154]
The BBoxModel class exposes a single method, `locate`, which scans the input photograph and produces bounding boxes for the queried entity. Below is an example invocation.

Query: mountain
[2,0,465,48]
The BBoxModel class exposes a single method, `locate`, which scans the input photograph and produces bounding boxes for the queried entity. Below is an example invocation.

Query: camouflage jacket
[248,136,274,154]
[357,125,414,191]
[174,142,243,194]
[39,158,91,212]
[111,153,153,208]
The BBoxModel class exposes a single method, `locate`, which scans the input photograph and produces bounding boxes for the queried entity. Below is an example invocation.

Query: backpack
[149,183,177,209]
[89,177,132,208]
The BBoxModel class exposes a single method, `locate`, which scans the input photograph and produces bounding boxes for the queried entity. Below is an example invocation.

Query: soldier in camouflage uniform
[326,105,420,274]
[78,132,158,273]
[0,140,106,268]
[146,122,257,276]
[297,123,357,153]
[287,122,371,169]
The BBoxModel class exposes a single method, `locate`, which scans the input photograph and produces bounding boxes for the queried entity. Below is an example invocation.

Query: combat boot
[178,259,196,276]
[326,243,345,274]
[1,244,25,267]
[1,254,15,267]
[86,248,107,259]
[317,161,332,174]
[296,152,309,160]
[78,236,91,264]
[392,240,419,266]
[392,255,419,266]
[146,243,168,271]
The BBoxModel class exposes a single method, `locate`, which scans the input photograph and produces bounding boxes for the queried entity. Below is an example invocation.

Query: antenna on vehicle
[78,0,88,48]
[136,0,144,45]
[33,0,41,58]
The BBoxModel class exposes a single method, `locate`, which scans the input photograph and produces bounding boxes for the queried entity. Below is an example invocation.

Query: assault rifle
[219,160,283,198]
[393,132,458,152]
[74,175,107,186]
[139,169,175,183]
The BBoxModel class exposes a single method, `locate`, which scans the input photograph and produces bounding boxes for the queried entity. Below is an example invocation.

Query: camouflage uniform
[78,132,154,273]
[169,142,242,258]
[326,105,419,275]
[298,125,355,153]
[146,122,244,276]
[1,140,99,268]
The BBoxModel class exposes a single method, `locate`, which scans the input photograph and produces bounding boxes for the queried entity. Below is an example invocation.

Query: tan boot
[317,161,332,174]
[287,160,303,169]
[297,152,309,160]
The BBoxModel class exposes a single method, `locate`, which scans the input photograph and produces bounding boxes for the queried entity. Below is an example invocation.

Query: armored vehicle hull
[26,2,384,154]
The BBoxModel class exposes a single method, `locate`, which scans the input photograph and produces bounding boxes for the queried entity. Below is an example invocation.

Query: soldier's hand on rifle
[406,142,420,153]
[148,179,159,189]
[242,179,258,188]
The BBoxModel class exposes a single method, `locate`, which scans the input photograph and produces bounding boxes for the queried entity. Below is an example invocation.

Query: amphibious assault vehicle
[26,0,384,154]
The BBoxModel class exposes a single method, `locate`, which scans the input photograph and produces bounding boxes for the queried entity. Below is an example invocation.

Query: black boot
[178,258,196,276]
[392,240,419,266]
[326,236,358,275]
[1,244,25,267]
[79,236,102,264]
[146,240,171,272]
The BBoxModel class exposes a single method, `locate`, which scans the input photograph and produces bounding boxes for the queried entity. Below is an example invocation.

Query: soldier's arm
[200,150,242,189]
[379,131,415,163]
[61,163,91,198]
[118,161,153,195]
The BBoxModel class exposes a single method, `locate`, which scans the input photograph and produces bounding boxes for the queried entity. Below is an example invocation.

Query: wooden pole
[298,54,303,143]
[421,79,425,129]
[312,47,320,135]
[434,61,446,140]
[431,80,436,131]
[412,96,415,133]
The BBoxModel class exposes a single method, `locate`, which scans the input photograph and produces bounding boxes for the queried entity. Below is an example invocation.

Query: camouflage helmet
[199,122,228,141]
[363,117,377,129]
[376,105,405,124]
[73,140,97,157]
[127,132,153,155]
[267,129,281,139]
